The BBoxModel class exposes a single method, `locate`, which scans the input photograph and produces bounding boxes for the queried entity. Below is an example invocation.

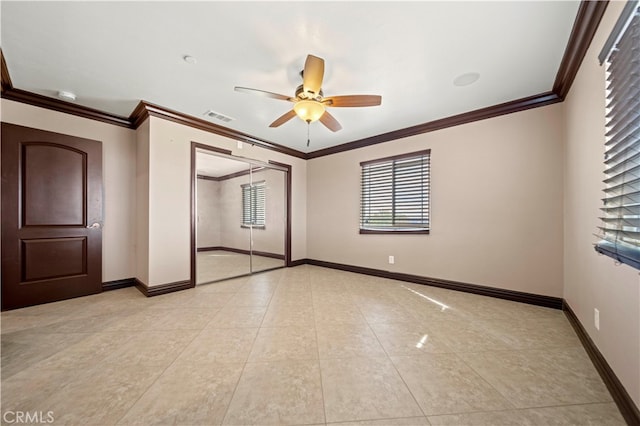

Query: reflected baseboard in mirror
[197,246,284,260]
[196,250,284,285]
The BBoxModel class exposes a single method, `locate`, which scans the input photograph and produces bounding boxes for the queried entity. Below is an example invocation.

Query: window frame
[241,180,266,229]
[594,1,640,270]
[359,149,431,235]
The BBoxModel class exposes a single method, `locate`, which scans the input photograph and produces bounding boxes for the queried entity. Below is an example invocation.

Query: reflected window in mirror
[241,181,266,228]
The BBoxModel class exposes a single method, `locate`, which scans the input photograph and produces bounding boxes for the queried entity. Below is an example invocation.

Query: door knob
[87,222,101,229]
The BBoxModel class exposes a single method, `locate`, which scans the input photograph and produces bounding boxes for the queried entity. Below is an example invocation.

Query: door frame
[1,123,103,310]
[190,142,292,285]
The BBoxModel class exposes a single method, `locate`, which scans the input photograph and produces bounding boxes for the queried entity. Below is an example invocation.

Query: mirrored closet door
[193,146,288,285]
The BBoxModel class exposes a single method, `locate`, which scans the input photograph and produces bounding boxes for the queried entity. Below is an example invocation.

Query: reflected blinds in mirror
[242,181,266,227]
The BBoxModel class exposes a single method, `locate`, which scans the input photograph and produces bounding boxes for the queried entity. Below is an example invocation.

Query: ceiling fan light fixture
[293,99,325,123]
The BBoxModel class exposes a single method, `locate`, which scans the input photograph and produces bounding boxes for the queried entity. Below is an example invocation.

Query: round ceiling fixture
[183,55,197,64]
[453,72,480,87]
[57,91,77,101]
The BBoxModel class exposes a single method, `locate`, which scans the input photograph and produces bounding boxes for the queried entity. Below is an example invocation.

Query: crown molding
[1,87,133,128]
[553,0,609,99]
[1,49,13,93]
[307,0,609,159]
[128,100,150,128]
[0,0,609,160]
[307,91,561,159]
[1,49,133,128]
[130,101,307,159]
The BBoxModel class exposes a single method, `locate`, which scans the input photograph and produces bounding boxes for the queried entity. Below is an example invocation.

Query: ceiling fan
[235,54,382,133]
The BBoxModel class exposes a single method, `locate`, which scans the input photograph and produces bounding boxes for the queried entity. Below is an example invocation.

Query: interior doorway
[1,123,103,310]
[190,142,291,285]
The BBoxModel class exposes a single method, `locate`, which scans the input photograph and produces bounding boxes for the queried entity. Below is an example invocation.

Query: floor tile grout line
[451,349,520,411]
[217,345,255,425]
[112,322,204,425]
[324,415,430,425]
[456,345,615,407]
[310,276,329,425]
[357,292,429,420]
[291,268,328,425]
[9,330,96,373]
[454,346,618,410]
[218,276,273,425]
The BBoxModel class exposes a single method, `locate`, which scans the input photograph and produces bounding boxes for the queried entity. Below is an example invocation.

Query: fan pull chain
[307,121,311,147]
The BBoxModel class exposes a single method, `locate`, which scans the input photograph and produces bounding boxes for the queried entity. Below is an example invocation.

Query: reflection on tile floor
[1,266,626,425]
[197,250,284,284]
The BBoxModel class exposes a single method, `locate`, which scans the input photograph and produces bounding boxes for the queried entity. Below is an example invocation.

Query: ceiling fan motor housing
[295,84,323,101]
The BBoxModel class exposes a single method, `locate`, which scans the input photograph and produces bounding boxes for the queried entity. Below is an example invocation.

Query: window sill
[360,228,430,235]
[241,225,266,230]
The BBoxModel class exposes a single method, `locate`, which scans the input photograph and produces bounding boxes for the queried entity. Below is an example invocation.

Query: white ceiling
[196,150,249,178]
[1,1,580,153]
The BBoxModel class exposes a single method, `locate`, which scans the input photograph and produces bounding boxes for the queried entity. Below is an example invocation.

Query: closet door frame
[190,142,292,285]
[268,159,292,269]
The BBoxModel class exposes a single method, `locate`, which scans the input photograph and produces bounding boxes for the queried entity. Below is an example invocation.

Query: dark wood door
[1,123,103,310]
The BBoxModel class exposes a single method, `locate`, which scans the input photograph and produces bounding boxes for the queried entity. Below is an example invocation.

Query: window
[360,150,430,234]
[595,2,640,270]
[241,181,266,228]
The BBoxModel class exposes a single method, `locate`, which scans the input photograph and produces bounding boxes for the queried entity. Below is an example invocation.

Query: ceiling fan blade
[269,110,297,128]
[302,54,324,96]
[319,110,342,132]
[323,95,382,107]
[234,86,295,102]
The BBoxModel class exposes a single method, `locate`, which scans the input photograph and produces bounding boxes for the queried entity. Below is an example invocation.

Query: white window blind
[596,2,640,270]
[360,150,430,234]
[242,181,266,227]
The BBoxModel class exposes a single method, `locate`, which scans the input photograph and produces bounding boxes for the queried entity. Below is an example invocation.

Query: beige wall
[197,166,285,257]
[135,119,150,284]
[217,169,286,254]
[252,168,286,255]
[307,103,565,297]
[563,0,640,408]
[219,174,250,251]
[144,116,307,286]
[196,178,222,248]
[146,119,192,285]
[1,99,137,283]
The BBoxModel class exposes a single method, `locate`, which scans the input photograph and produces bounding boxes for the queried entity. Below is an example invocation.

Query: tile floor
[197,251,285,284]
[1,265,626,425]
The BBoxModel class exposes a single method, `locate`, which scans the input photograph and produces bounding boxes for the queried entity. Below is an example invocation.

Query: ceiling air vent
[204,109,234,123]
